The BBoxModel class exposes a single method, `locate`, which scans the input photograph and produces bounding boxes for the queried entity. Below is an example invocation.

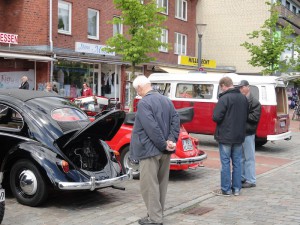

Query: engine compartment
[65,137,108,171]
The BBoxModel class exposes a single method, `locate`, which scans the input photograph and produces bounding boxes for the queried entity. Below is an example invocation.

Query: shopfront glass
[53,61,120,100]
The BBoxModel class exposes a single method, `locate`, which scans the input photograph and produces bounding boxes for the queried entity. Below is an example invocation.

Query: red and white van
[138,72,292,146]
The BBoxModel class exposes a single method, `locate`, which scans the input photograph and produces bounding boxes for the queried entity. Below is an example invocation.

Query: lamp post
[195,24,207,70]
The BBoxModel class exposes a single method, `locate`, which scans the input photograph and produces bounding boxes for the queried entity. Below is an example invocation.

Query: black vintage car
[0,89,132,207]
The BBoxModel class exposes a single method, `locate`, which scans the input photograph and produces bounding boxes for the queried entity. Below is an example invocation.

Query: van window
[152,83,171,96]
[250,85,259,100]
[176,83,213,99]
[0,104,24,130]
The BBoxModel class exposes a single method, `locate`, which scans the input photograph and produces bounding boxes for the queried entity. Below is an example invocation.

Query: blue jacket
[130,90,180,160]
[213,88,248,144]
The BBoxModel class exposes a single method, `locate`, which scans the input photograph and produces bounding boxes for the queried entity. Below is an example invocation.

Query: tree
[104,0,168,111]
[241,1,295,75]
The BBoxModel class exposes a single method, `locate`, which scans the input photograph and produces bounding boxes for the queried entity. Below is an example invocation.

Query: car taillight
[60,160,69,173]
[274,118,277,133]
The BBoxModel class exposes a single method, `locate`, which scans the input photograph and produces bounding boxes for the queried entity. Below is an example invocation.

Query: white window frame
[174,32,187,55]
[175,0,187,21]
[113,16,123,36]
[88,8,99,40]
[157,0,168,15]
[159,29,168,52]
[58,0,72,35]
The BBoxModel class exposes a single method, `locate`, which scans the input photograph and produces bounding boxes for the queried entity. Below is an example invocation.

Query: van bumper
[267,131,292,141]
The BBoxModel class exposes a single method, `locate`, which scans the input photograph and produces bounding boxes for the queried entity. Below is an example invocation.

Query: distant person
[130,75,180,225]
[238,80,261,188]
[52,84,58,93]
[212,77,248,196]
[19,76,29,90]
[81,82,92,97]
[44,82,54,93]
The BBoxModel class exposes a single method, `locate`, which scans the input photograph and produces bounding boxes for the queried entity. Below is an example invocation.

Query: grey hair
[132,75,151,89]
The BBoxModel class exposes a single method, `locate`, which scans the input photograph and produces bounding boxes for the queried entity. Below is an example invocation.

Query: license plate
[0,189,5,202]
[280,121,286,127]
[182,139,193,151]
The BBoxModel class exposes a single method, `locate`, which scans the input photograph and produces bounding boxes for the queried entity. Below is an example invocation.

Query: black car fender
[2,141,87,188]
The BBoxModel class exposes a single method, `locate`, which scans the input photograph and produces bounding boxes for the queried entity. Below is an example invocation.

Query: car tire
[120,146,140,179]
[0,201,4,224]
[10,159,48,207]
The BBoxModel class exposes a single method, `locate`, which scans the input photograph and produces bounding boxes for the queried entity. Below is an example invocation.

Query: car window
[51,108,88,122]
[0,104,24,130]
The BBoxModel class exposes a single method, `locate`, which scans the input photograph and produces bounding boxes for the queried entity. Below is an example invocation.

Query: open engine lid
[62,110,125,149]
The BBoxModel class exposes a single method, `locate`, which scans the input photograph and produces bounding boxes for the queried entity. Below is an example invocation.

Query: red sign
[0,32,18,44]
[198,67,204,71]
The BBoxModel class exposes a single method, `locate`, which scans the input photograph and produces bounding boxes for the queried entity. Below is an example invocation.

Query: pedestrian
[19,76,29,90]
[238,80,261,188]
[52,84,58,93]
[44,82,54,92]
[81,82,92,97]
[130,75,180,225]
[212,77,248,196]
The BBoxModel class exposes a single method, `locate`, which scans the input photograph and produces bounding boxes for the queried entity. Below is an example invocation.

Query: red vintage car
[73,96,207,178]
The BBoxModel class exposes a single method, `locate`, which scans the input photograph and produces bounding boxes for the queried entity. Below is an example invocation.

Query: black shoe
[138,217,163,225]
[242,182,256,188]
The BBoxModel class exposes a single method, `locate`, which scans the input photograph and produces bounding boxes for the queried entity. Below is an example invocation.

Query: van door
[275,86,290,134]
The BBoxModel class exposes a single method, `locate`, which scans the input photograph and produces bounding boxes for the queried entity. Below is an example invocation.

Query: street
[2,118,300,225]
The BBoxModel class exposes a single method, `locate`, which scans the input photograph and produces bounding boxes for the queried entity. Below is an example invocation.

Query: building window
[286,1,290,10]
[292,5,297,14]
[113,16,123,36]
[159,29,168,52]
[174,32,187,55]
[157,0,168,15]
[175,0,187,21]
[58,1,72,34]
[88,9,99,39]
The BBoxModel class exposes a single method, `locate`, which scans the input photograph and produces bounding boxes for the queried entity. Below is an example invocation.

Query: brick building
[0,0,198,107]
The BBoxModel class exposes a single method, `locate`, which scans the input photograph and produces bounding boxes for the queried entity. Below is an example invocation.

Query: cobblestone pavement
[2,120,300,225]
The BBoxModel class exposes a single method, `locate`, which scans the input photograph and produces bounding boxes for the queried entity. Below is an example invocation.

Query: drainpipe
[49,0,54,83]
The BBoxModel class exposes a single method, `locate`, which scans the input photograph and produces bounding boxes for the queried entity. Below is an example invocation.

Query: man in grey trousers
[130,75,180,225]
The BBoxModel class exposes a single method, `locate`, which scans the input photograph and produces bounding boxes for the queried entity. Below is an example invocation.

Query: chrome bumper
[170,153,207,165]
[267,131,292,141]
[58,168,132,191]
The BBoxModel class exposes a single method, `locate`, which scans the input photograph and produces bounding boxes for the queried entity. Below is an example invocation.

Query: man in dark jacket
[130,75,180,225]
[19,76,29,90]
[212,77,248,196]
[238,80,261,188]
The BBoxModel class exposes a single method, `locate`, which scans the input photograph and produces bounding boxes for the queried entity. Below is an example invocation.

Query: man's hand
[166,140,176,151]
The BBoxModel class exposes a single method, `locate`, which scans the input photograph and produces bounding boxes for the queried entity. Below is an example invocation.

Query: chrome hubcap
[19,170,37,195]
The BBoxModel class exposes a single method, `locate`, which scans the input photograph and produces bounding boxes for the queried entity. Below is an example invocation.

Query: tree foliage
[104,0,168,111]
[241,1,295,75]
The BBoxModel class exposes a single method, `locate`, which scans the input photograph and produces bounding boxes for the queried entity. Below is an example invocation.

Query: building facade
[196,0,300,74]
[0,0,198,107]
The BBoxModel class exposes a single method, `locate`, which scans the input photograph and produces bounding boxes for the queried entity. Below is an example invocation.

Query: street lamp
[195,24,207,70]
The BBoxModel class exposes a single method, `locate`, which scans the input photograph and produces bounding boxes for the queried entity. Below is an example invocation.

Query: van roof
[149,72,284,85]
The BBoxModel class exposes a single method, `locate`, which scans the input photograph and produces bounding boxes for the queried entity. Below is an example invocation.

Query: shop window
[58,1,72,34]
[159,29,168,52]
[174,32,187,55]
[157,0,168,15]
[88,9,99,40]
[175,0,187,21]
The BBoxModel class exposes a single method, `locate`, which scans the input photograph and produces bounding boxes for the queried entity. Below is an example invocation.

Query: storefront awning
[0,52,55,61]
[158,66,194,74]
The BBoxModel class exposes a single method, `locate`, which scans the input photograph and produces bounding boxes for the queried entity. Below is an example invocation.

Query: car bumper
[170,153,207,165]
[58,168,132,191]
[267,131,292,141]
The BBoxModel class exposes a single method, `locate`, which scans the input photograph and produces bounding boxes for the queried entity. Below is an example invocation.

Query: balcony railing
[276,5,300,34]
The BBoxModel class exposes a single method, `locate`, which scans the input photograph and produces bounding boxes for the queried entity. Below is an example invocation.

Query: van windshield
[152,83,171,96]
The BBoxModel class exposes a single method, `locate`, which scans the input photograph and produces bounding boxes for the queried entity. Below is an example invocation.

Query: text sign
[75,42,115,56]
[178,55,216,68]
[0,32,18,44]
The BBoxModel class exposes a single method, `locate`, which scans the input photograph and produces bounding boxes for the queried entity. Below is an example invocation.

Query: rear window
[51,108,88,122]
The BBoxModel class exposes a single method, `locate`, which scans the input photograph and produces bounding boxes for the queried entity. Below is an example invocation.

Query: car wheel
[0,201,4,224]
[120,146,140,179]
[10,160,48,206]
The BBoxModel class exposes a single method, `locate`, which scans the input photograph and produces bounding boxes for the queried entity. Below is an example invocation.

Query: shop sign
[75,42,115,56]
[0,32,18,44]
[178,55,216,68]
